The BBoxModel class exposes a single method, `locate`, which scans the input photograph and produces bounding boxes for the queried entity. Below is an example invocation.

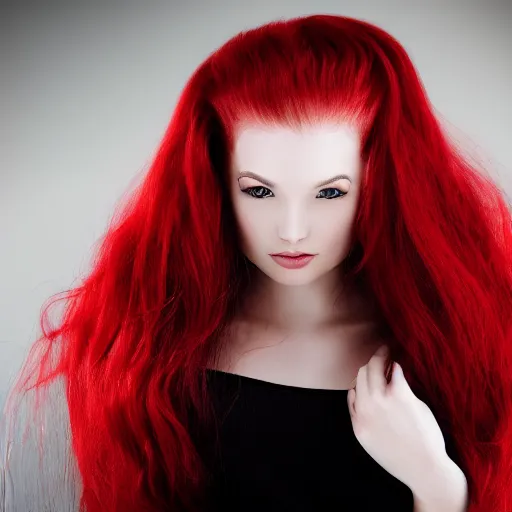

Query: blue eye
[316,188,346,199]
[241,187,346,199]
[242,186,274,198]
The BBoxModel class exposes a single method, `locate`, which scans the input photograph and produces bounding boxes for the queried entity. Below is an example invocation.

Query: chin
[265,269,320,286]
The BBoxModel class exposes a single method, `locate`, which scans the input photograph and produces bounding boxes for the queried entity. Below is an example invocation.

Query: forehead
[231,122,361,179]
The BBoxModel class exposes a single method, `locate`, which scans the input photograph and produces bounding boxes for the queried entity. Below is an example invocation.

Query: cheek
[232,200,271,246]
[314,207,356,249]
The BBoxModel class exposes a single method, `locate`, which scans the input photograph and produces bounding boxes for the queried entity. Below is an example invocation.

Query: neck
[239,266,374,332]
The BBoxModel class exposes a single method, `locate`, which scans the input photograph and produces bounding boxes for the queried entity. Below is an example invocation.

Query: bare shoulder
[209,316,382,390]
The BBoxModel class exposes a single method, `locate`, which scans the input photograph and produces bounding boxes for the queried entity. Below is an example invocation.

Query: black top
[190,368,441,511]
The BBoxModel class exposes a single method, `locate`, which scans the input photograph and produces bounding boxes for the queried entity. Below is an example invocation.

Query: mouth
[270,252,315,258]
[269,252,317,269]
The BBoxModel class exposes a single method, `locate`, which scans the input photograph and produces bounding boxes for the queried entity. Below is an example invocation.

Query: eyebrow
[237,171,352,188]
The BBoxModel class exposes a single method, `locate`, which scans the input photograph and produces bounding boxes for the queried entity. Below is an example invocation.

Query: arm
[412,457,468,512]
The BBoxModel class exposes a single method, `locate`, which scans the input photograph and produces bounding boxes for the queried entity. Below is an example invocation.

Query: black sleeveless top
[190,368,435,511]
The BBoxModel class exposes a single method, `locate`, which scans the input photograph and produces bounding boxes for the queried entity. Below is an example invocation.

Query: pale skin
[215,121,468,511]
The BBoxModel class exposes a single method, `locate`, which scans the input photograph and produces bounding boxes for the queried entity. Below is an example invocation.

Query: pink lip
[269,253,316,269]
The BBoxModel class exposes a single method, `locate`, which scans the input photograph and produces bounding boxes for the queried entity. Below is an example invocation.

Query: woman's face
[229,121,363,287]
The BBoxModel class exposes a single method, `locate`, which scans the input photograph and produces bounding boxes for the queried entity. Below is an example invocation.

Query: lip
[269,252,316,269]
[271,251,314,257]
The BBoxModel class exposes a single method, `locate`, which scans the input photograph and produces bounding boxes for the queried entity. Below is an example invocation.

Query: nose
[277,204,309,244]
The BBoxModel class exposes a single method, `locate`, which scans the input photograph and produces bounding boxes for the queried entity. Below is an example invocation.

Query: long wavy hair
[3,14,512,512]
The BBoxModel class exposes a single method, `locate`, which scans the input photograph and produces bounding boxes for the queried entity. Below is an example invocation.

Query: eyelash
[241,187,347,200]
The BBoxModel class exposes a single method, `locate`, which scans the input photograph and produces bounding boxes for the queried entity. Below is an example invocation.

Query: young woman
[2,13,511,512]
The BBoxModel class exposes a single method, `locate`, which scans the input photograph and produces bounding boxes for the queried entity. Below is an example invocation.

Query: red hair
[4,14,512,511]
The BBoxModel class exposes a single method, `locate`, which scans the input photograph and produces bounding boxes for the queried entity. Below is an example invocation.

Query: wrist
[412,457,468,512]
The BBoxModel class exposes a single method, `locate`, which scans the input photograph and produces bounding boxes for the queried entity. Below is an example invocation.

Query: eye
[240,186,347,199]
[242,186,274,199]
[316,188,346,199]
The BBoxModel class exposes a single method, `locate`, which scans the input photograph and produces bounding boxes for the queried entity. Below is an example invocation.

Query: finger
[390,361,409,395]
[367,344,390,394]
[355,364,369,405]
[347,388,356,417]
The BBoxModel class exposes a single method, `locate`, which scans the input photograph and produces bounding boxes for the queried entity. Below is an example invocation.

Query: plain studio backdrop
[1,0,511,412]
